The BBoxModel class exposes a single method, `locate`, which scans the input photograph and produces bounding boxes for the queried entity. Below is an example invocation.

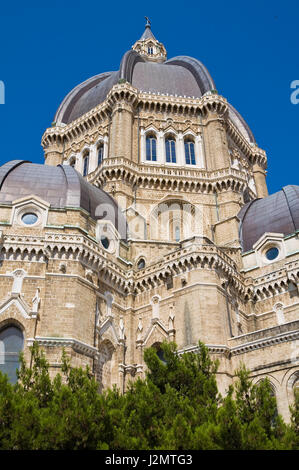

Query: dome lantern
[132,18,167,63]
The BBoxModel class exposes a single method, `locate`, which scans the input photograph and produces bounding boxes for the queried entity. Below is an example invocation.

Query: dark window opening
[146,136,157,161]
[98,144,104,166]
[184,140,196,165]
[101,236,110,250]
[165,138,176,163]
[0,326,24,384]
[83,154,89,176]
[137,258,145,270]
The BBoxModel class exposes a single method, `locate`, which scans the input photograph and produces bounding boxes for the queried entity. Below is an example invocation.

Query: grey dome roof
[54,53,214,125]
[54,45,255,143]
[238,185,299,252]
[0,160,127,238]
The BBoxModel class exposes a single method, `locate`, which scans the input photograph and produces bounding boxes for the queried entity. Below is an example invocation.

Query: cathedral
[0,21,298,422]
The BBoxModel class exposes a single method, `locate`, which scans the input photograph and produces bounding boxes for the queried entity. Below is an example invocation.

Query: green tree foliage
[0,341,298,450]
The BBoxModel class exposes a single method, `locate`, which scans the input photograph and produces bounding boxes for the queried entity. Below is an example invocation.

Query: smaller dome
[0,160,127,238]
[238,185,299,252]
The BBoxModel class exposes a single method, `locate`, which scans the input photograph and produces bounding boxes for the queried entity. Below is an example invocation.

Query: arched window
[83,152,89,176]
[148,46,153,55]
[165,137,176,163]
[175,225,180,242]
[152,343,167,364]
[184,139,196,165]
[146,135,157,161]
[137,258,146,270]
[0,325,24,384]
[97,144,104,166]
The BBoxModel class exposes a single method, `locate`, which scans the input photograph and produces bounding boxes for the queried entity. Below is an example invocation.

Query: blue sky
[0,0,298,194]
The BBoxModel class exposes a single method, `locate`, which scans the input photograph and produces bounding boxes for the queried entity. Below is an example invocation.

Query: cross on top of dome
[132,18,167,62]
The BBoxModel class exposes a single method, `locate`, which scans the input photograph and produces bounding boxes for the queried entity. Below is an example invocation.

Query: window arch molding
[0,318,25,333]
[140,126,159,164]
[164,127,178,138]
[182,130,205,168]
[97,339,116,393]
[183,134,196,166]
[254,377,278,394]
[286,370,299,406]
[136,256,147,270]
[79,145,91,174]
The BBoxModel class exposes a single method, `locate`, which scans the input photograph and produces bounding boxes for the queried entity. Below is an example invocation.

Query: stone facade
[0,24,298,423]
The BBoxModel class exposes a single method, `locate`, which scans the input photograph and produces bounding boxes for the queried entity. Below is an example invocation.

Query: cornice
[0,230,248,297]
[0,232,130,292]
[178,321,299,357]
[88,157,252,195]
[230,325,299,356]
[226,119,267,168]
[28,336,98,358]
[131,241,246,296]
[243,262,299,301]
[42,85,258,162]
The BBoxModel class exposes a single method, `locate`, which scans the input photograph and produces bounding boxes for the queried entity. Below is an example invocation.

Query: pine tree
[0,340,298,450]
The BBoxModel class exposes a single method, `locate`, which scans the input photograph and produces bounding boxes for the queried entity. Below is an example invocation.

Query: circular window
[21,213,38,225]
[137,258,145,270]
[265,247,279,261]
[100,236,110,250]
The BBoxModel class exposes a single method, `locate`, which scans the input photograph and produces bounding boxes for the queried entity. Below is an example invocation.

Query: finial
[145,16,151,28]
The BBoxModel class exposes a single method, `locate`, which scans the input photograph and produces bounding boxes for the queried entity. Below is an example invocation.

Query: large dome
[238,185,299,252]
[0,160,127,236]
[54,26,255,144]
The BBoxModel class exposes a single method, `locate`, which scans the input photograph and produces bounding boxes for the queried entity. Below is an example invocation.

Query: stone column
[157,131,165,164]
[103,135,109,160]
[177,133,185,166]
[203,114,230,170]
[274,303,285,325]
[140,128,146,163]
[44,144,64,166]
[110,100,134,161]
[118,333,126,392]
[151,295,161,320]
[168,303,175,341]
[253,164,268,198]
[75,153,83,173]
[136,317,144,378]
[196,134,205,168]
[89,144,97,173]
